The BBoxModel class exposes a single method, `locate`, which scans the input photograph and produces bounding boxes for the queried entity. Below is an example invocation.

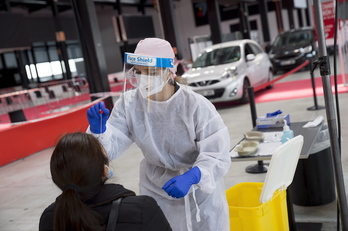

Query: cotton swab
[99,109,103,137]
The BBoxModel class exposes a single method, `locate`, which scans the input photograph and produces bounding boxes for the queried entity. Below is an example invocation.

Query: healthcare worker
[87,38,231,231]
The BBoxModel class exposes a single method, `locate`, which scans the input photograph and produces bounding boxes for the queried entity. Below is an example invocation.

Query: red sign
[312,1,335,40]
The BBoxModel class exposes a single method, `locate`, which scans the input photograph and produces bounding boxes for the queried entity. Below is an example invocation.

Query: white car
[183,39,274,103]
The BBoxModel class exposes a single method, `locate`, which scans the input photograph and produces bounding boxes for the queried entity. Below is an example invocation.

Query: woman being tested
[87,38,231,231]
[39,132,171,231]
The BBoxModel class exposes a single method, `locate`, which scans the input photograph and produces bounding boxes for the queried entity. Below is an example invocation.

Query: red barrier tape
[254,60,310,92]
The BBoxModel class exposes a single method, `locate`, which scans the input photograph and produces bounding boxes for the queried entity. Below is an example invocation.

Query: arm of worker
[192,101,232,194]
[86,98,133,160]
[162,98,231,198]
[162,166,201,198]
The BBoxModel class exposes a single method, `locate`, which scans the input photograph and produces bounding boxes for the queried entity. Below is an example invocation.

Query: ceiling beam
[6,0,156,14]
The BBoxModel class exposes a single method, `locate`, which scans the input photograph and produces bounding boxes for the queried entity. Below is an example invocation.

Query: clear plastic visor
[123,53,174,88]
[122,53,174,99]
[124,63,169,88]
[121,53,175,112]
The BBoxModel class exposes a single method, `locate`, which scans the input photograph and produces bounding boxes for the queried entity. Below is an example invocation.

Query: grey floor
[1,58,348,231]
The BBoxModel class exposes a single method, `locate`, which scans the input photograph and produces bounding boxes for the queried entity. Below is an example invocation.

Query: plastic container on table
[226,135,304,231]
[281,119,294,143]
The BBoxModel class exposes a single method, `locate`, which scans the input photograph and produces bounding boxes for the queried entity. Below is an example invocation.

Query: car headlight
[302,45,312,53]
[221,67,238,80]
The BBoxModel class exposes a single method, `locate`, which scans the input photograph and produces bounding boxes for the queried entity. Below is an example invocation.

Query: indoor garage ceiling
[0,0,260,14]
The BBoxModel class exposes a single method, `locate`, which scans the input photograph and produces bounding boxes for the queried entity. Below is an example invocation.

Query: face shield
[123,52,174,100]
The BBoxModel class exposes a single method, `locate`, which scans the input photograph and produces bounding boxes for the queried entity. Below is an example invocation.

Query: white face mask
[137,73,168,98]
[105,165,113,178]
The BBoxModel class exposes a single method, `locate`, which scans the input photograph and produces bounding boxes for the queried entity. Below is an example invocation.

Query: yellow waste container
[226,182,288,231]
[226,135,304,231]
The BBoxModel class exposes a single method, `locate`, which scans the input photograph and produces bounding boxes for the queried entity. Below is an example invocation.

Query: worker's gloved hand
[87,101,110,134]
[162,167,201,199]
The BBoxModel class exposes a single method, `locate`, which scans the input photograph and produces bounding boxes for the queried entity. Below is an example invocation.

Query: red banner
[312,1,335,40]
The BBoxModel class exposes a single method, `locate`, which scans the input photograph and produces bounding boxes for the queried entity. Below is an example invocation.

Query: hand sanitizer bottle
[281,120,294,143]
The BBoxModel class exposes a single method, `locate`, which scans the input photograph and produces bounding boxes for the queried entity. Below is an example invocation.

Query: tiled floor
[1,57,347,230]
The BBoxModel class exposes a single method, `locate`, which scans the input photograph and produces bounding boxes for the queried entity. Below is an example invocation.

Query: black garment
[39,184,172,231]
[176,63,185,76]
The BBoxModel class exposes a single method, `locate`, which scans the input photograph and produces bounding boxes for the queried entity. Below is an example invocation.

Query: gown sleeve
[87,94,134,160]
[192,97,232,194]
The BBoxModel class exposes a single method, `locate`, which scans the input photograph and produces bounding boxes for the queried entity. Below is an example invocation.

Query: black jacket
[39,184,172,231]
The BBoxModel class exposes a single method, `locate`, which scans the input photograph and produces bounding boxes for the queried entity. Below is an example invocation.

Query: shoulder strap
[106,197,123,231]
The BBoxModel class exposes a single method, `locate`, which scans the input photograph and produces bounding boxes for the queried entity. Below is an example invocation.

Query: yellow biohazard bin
[226,182,288,231]
[226,135,304,231]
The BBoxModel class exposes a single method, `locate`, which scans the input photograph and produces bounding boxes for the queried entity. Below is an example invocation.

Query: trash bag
[288,123,336,206]
[309,124,331,155]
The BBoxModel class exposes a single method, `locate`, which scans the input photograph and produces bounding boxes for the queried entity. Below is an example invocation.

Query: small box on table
[256,114,290,129]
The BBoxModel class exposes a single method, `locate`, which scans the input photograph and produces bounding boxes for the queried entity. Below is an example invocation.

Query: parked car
[266,27,316,74]
[182,39,273,103]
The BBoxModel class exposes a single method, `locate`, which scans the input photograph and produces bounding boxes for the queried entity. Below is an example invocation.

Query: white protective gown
[89,85,231,231]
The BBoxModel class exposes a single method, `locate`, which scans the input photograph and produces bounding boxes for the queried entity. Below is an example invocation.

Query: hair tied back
[63,184,79,194]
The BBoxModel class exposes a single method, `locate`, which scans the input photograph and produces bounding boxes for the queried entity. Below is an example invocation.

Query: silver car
[183,39,274,103]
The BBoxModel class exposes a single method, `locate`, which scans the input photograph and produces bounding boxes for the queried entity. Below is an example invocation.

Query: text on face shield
[124,53,174,68]
[126,54,157,66]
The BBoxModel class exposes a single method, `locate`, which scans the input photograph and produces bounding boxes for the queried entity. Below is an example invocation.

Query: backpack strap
[106,197,123,231]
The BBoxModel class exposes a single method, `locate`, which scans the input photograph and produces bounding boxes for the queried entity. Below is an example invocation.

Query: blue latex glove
[86,101,110,134]
[266,109,282,117]
[162,167,201,199]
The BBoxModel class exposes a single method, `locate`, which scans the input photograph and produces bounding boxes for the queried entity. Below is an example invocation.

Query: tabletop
[230,121,323,161]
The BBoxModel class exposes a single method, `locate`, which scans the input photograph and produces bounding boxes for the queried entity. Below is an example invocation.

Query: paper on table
[263,131,283,143]
[230,131,283,158]
[303,116,324,128]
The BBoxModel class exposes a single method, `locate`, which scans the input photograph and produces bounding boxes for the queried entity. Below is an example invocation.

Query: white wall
[97,1,306,72]
[95,5,163,73]
[172,1,296,60]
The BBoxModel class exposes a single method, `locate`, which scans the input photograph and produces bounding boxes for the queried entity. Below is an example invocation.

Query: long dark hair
[50,132,109,231]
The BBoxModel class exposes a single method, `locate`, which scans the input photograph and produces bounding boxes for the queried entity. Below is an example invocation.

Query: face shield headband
[125,53,174,68]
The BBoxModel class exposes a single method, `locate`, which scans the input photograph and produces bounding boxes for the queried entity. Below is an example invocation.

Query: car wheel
[266,70,274,89]
[240,78,250,104]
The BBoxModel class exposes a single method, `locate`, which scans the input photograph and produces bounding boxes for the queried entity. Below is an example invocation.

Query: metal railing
[0,78,90,123]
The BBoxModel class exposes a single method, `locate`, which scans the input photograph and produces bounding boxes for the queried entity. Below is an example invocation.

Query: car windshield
[192,46,240,68]
[273,30,312,48]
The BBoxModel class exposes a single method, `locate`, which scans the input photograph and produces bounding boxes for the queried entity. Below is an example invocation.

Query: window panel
[4,52,17,68]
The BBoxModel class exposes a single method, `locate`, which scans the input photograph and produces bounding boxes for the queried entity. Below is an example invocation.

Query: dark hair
[50,132,109,231]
